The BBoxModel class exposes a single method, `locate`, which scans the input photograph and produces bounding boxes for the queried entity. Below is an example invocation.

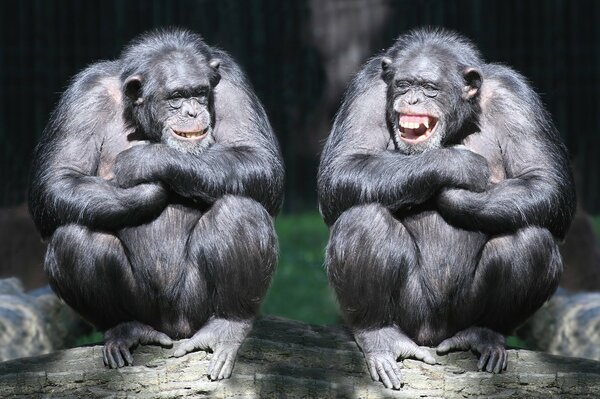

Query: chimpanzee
[29,29,284,380]
[318,28,575,389]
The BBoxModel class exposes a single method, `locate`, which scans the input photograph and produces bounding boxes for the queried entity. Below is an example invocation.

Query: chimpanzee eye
[168,96,184,108]
[395,80,410,94]
[423,83,439,97]
[167,91,183,108]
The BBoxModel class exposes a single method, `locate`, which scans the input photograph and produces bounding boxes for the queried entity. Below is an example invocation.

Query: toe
[367,358,379,382]
[477,350,491,371]
[209,353,227,381]
[375,360,393,389]
[414,347,437,365]
[383,358,402,390]
[119,345,134,366]
[486,350,499,373]
[436,337,455,354]
[102,345,111,368]
[112,345,125,368]
[141,330,173,347]
[217,352,236,380]
[173,339,194,358]
[492,349,505,374]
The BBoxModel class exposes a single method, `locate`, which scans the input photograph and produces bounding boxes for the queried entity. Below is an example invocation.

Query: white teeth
[177,131,203,138]
[424,119,429,129]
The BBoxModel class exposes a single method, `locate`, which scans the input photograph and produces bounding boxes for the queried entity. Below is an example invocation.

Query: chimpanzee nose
[407,94,419,105]
[183,102,199,118]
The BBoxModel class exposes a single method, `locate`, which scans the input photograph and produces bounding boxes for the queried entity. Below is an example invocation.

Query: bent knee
[46,224,122,276]
[330,203,393,241]
[202,195,276,256]
[484,226,562,285]
[327,204,416,272]
[212,195,272,225]
[50,224,89,246]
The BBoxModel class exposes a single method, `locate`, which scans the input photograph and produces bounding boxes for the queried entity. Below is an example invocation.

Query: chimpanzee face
[123,51,221,154]
[381,47,481,154]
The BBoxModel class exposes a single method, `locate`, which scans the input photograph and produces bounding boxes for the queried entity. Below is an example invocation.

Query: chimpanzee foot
[436,327,507,373]
[173,318,252,380]
[103,321,173,368]
[354,326,437,390]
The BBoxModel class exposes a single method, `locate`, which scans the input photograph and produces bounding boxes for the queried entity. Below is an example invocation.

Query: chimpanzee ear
[381,57,394,83]
[381,57,392,71]
[123,75,144,105]
[209,58,221,70]
[463,67,482,100]
[208,58,222,87]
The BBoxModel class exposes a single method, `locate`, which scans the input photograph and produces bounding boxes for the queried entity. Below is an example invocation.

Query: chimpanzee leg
[45,224,172,368]
[326,204,435,390]
[437,226,561,373]
[173,195,277,380]
[45,224,135,329]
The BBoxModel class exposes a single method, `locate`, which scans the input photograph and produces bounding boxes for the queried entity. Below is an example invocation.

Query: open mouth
[397,114,438,143]
[172,127,209,141]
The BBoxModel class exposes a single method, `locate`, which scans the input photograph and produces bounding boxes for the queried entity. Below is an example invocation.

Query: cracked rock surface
[1,316,599,398]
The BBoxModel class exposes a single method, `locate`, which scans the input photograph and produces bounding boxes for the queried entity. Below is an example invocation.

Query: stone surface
[519,288,600,361]
[1,316,599,398]
[0,279,89,362]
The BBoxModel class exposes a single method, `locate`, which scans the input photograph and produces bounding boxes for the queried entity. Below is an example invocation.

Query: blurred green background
[262,213,337,324]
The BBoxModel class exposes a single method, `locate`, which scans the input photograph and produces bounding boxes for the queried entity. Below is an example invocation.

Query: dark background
[1,0,599,213]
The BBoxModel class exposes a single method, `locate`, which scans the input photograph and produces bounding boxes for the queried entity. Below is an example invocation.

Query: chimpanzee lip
[172,127,209,141]
[397,113,438,144]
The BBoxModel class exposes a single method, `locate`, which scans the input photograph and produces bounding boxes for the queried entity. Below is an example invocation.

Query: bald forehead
[394,46,458,82]
[151,51,211,91]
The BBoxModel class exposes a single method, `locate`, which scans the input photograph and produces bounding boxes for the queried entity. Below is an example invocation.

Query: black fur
[28,29,283,379]
[318,28,575,388]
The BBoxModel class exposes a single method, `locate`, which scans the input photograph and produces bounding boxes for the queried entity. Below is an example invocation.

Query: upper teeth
[177,131,202,138]
[400,121,428,129]
[399,116,430,130]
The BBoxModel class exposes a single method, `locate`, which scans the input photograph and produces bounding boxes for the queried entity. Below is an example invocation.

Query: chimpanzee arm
[28,63,167,238]
[112,56,284,216]
[317,59,490,226]
[436,65,576,239]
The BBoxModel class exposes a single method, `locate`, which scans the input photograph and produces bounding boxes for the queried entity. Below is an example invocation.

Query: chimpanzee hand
[445,146,491,193]
[113,143,164,189]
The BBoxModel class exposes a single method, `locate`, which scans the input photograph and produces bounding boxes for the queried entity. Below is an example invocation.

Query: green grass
[74,331,103,347]
[260,213,340,324]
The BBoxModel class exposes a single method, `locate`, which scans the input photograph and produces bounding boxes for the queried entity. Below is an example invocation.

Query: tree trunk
[0,316,599,398]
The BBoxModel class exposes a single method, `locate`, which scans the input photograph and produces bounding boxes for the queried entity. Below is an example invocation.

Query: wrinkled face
[124,51,221,154]
[382,49,480,154]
